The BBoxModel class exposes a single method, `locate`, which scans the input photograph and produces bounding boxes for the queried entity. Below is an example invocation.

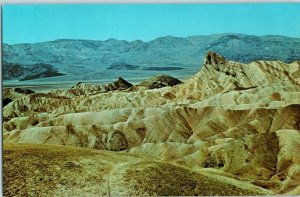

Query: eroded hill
[3,51,300,195]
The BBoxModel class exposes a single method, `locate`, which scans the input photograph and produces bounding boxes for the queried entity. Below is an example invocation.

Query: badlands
[3,51,300,196]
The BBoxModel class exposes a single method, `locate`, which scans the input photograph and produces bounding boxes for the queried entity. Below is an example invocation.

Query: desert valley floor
[3,51,300,196]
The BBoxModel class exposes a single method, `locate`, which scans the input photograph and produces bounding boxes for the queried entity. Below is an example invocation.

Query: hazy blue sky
[3,4,300,44]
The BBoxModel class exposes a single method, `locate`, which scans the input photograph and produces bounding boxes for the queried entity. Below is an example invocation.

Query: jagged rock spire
[205,51,227,65]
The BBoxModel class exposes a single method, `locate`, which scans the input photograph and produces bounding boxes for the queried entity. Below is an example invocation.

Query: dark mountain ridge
[3,61,66,81]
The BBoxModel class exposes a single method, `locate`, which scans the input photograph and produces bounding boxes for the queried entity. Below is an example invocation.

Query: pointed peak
[114,77,133,88]
[117,77,128,83]
[205,51,227,65]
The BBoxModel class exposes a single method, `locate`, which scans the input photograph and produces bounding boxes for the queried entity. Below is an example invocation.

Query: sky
[3,3,300,44]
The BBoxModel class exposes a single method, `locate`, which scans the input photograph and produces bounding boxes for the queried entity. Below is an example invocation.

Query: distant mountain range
[3,33,300,81]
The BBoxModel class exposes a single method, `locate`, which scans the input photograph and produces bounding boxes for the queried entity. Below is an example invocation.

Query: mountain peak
[138,74,182,89]
[114,77,133,89]
[205,51,227,65]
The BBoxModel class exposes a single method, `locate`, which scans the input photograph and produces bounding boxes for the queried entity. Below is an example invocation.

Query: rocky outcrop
[138,74,182,89]
[205,50,227,65]
[73,77,133,92]
[110,77,133,90]
[14,88,35,94]
[3,88,35,107]
[74,77,132,91]
[3,88,35,99]
[47,77,133,98]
